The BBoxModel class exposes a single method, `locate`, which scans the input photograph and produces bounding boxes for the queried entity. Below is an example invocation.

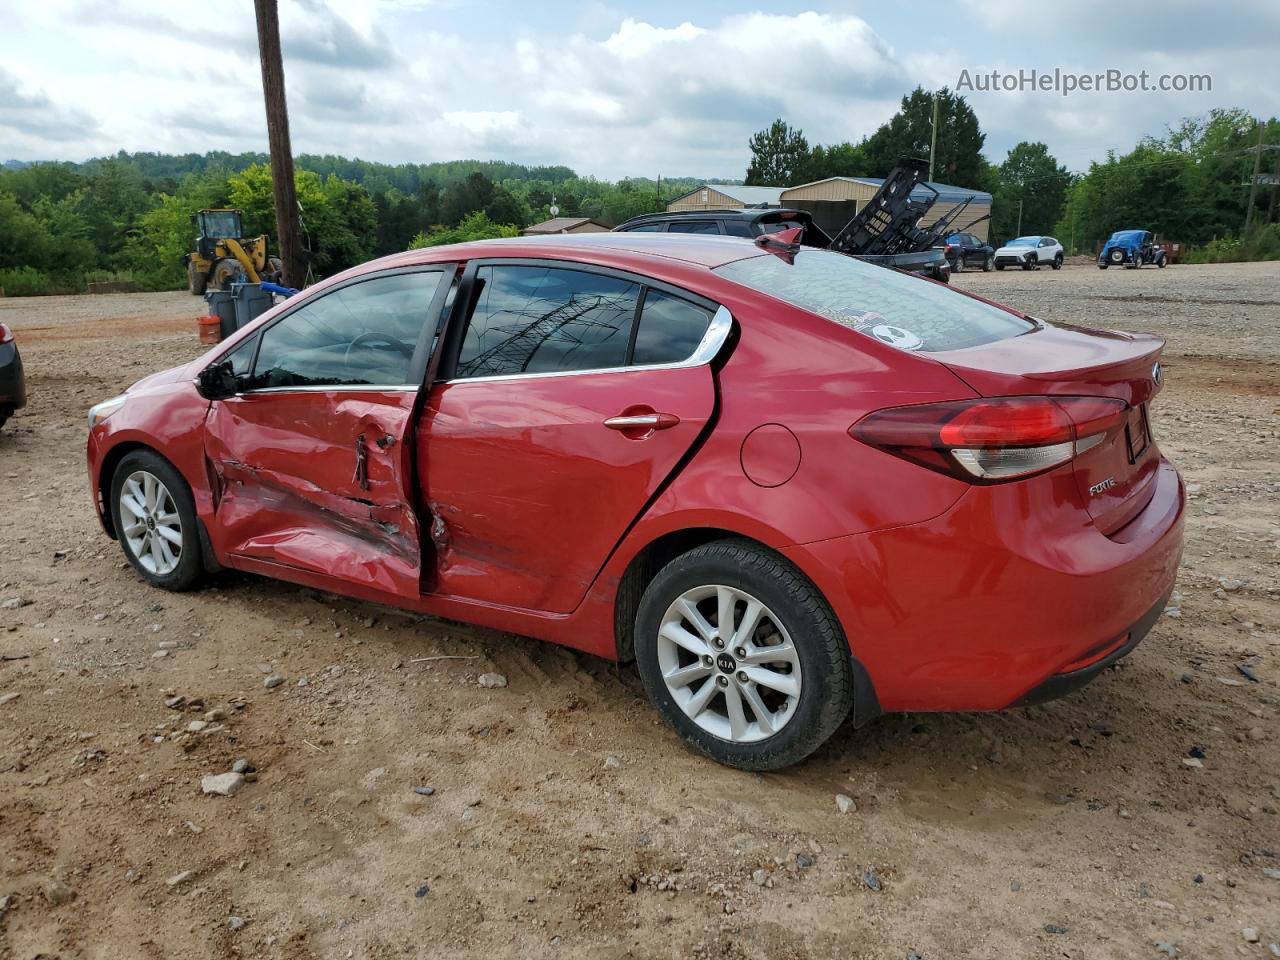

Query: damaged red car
[86,233,1184,769]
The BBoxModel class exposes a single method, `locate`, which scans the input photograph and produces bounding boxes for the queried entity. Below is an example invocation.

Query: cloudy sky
[3,0,1277,180]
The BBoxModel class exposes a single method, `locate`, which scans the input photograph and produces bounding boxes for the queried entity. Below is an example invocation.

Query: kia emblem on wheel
[1152,361,1161,385]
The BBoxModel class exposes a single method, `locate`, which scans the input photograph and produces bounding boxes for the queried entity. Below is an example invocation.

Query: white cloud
[1,3,1276,182]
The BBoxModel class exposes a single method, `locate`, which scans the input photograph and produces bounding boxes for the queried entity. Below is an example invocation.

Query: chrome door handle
[604,412,680,431]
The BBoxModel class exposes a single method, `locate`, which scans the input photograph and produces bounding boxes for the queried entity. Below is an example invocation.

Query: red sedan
[86,233,1184,769]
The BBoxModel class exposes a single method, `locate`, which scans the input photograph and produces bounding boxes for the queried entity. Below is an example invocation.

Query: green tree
[863,87,986,186]
[408,211,519,248]
[745,119,810,185]
[989,142,1071,243]
[797,141,869,183]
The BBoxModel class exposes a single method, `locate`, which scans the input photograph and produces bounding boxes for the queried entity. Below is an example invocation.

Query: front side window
[632,290,713,366]
[455,265,641,378]
[715,249,1033,353]
[625,223,665,232]
[250,271,440,389]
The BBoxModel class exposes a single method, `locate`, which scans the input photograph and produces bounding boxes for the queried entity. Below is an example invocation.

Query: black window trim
[436,257,731,385]
[202,263,457,395]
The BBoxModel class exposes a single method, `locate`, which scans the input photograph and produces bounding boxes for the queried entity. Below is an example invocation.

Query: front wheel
[109,450,204,591]
[634,539,854,771]
[1156,254,1167,268]
[1021,257,1036,270]
[982,255,994,272]
[1052,253,1063,270]
[995,263,1005,271]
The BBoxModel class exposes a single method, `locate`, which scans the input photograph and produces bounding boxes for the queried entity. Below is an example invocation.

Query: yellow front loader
[185,209,283,295]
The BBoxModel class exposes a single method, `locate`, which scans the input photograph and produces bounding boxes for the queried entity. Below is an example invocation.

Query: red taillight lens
[0,323,12,344]
[851,396,1127,484]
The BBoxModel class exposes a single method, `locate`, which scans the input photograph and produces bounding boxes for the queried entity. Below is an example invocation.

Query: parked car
[86,234,1184,770]
[616,209,951,283]
[940,232,995,272]
[0,322,26,430]
[1098,230,1167,269]
[993,236,1064,271]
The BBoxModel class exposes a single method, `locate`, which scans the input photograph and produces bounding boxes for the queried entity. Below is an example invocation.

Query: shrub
[1186,224,1280,263]
[408,211,518,249]
[0,266,53,297]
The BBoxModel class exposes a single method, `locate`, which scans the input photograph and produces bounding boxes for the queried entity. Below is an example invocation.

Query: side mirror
[197,360,241,400]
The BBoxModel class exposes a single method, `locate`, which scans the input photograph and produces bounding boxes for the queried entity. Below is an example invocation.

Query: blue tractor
[1098,229,1167,269]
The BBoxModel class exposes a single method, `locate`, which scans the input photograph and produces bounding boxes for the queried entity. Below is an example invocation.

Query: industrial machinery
[186,209,283,295]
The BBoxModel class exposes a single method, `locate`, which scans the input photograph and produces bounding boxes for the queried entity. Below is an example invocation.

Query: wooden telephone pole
[253,0,305,288]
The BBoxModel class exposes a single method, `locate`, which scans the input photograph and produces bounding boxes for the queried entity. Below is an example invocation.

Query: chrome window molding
[198,381,421,396]
[443,304,733,386]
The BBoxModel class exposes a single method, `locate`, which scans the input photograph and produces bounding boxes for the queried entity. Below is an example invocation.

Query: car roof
[347,232,773,276]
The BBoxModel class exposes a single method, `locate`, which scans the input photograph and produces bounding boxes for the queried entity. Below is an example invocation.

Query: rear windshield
[714,249,1033,353]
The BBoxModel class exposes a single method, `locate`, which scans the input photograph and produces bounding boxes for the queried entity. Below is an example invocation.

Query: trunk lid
[932,322,1165,532]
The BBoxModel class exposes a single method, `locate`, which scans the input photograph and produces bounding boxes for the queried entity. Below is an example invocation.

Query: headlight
[88,395,127,430]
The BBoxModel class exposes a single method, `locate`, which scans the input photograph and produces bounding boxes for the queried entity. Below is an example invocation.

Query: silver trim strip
[232,384,420,396]
[442,304,733,385]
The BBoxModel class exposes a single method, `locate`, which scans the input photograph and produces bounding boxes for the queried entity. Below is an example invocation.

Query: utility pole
[1245,119,1264,233]
[928,93,939,183]
[657,174,661,209]
[1016,197,1023,237]
[253,0,305,288]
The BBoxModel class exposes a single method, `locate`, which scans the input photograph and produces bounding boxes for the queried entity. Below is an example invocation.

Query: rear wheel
[634,539,854,770]
[982,254,994,272]
[1052,253,1063,270]
[187,261,207,296]
[109,450,204,591]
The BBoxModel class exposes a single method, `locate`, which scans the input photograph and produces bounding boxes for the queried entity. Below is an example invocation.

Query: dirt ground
[1,262,1277,960]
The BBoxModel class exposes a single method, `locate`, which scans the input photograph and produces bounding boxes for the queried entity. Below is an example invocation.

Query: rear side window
[722,220,753,238]
[715,250,1032,353]
[633,290,712,366]
[625,223,665,232]
[455,265,640,378]
[668,221,720,235]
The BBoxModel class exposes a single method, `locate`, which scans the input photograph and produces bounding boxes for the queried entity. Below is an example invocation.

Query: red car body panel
[86,234,1185,710]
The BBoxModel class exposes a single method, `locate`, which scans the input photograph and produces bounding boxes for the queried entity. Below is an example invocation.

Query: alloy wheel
[118,470,183,576]
[656,584,802,743]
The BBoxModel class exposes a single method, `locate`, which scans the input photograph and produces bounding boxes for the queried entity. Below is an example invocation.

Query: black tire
[952,253,964,273]
[211,259,240,290]
[1021,257,1035,270]
[109,449,204,591]
[1052,253,1063,270]
[1098,263,1108,269]
[1156,255,1167,268]
[1109,249,1125,266]
[995,263,1005,271]
[267,256,284,282]
[0,415,7,431]
[634,539,854,771]
[187,261,207,296]
[982,255,994,272]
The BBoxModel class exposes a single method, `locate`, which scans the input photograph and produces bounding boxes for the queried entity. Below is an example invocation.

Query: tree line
[744,90,1279,258]
[0,153,705,295]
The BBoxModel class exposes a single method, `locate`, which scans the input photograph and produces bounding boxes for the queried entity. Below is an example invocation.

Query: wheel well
[97,441,156,538]
[612,527,771,663]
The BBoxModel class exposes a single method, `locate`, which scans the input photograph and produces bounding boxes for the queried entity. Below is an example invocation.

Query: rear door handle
[604,412,680,431]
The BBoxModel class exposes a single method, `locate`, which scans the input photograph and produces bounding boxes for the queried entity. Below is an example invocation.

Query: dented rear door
[203,267,454,599]
[417,260,730,614]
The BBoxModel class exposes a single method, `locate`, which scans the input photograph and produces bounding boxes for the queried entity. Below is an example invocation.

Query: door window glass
[722,220,754,238]
[455,265,641,378]
[625,223,665,232]
[632,290,713,366]
[250,272,439,389]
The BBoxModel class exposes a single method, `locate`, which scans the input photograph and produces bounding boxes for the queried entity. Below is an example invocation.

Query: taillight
[851,396,1127,483]
[0,323,12,344]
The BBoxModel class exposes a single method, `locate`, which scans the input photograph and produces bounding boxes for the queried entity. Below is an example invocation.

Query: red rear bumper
[784,458,1185,712]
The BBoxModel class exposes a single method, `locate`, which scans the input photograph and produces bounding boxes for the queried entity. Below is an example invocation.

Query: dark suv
[940,232,995,272]
[616,209,950,282]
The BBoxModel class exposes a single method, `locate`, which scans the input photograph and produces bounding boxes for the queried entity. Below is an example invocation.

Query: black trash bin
[204,290,237,340]
[231,283,273,331]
